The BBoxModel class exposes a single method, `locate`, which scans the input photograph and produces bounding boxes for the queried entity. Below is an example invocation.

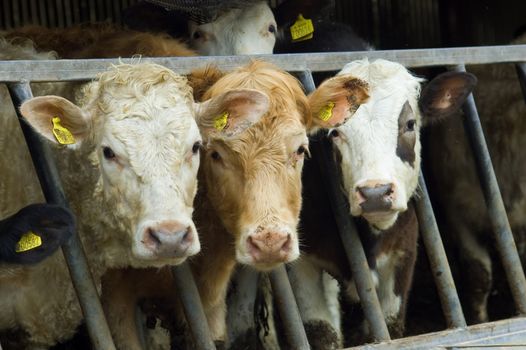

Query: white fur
[375,253,402,320]
[189,1,276,55]
[288,258,342,346]
[332,59,424,230]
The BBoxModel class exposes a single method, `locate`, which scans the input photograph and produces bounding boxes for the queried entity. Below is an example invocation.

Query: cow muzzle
[139,220,199,259]
[356,181,395,213]
[244,227,296,268]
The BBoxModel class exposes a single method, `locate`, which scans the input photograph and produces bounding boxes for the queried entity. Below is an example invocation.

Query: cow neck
[190,168,237,308]
[356,202,418,275]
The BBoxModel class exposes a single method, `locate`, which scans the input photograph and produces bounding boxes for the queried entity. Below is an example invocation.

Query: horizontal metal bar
[415,173,467,328]
[269,265,310,350]
[171,263,216,350]
[1,45,526,82]
[296,70,391,342]
[454,64,526,316]
[6,82,116,350]
[348,317,526,349]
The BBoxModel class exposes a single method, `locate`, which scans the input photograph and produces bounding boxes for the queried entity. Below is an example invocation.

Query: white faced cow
[124,1,277,55]
[0,57,265,348]
[290,59,476,348]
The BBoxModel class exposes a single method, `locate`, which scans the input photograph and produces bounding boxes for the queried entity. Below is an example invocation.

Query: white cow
[124,1,277,55]
[0,39,267,348]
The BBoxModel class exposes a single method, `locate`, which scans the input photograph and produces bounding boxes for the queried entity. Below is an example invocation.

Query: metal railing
[2,45,526,349]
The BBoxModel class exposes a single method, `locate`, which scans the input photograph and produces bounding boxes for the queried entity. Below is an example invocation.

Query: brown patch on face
[396,101,417,167]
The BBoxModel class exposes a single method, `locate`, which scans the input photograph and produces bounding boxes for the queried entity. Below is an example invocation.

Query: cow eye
[268,24,276,33]
[193,30,202,40]
[192,141,202,155]
[211,151,221,161]
[406,120,416,131]
[296,145,306,155]
[103,146,116,160]
[329,129,340,138]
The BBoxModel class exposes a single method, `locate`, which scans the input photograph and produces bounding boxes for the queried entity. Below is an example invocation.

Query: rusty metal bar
[3,45,526,82]
[515,62,526,102]
[6,82,116,350]
[269,265,310,350]
[296,70,391,342]
[453,64,526,315]
[415,173,467,328]
[171,263,216,350]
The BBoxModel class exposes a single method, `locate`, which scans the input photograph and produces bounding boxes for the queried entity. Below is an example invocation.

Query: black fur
[0,203,75,264]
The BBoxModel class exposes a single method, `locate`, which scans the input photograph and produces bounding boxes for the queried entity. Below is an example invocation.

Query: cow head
[188,2,277,55]
[310,59,476,230]
[19,63,265,268]
[198,61,366,270]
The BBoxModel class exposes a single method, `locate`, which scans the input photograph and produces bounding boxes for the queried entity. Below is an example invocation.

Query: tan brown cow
[101,61,369,349]
[5,23,196,58]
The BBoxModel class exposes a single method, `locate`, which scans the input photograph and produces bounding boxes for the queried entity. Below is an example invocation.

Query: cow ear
[20,96,91,146]
[194,89,269,139]
[419,71,477,125]
[308,74,369,131]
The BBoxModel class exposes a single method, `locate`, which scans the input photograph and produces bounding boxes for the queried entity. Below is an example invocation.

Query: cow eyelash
[192,141,202,155]
[328,129,340,138]
[211,151,221,161]
[296,145,310,158]
[406,120,416,131]
[102,146,116,160]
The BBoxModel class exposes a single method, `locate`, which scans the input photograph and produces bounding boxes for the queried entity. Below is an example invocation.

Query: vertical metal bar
[415,173,467,328]
[269,265,310,350]
[453,64,526,316]
[171,263,216,350]
[6,82,116,350]
[134,305,147,350]
[226,268,260,347]
[296,70,391,341]
[514,62,526,103]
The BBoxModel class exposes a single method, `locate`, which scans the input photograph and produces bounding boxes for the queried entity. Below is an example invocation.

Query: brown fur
[5,23,196,58]
[102,61,313,348]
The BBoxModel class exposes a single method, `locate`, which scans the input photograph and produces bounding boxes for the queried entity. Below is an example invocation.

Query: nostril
[148,228,161,245]
[181,226,193,244]
[358,184,394,200]
[281,234,292,252]
[247,236,261,252]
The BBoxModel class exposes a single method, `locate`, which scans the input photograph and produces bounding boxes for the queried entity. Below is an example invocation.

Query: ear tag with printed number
[214,111,229,131]
[290,14,314,42]
[319,102,335,122]
[16,231,42,253]
[52,117,75,145]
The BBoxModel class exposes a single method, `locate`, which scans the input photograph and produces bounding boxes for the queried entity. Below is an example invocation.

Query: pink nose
[246,229,292,264]
[142,221,194,258]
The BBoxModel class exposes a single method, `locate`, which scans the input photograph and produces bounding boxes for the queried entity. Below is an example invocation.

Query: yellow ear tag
[214,111,229,131]
[290,14,314,42]
[319,102,335,121]
[15,231,42,253]
[52,117,75,145]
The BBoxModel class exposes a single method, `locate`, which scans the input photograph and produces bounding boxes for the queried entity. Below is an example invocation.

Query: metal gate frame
[2,44,526,349]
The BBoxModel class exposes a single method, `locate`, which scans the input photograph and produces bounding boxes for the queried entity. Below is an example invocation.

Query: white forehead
[339,59,424,113]
[210,2,274,30]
